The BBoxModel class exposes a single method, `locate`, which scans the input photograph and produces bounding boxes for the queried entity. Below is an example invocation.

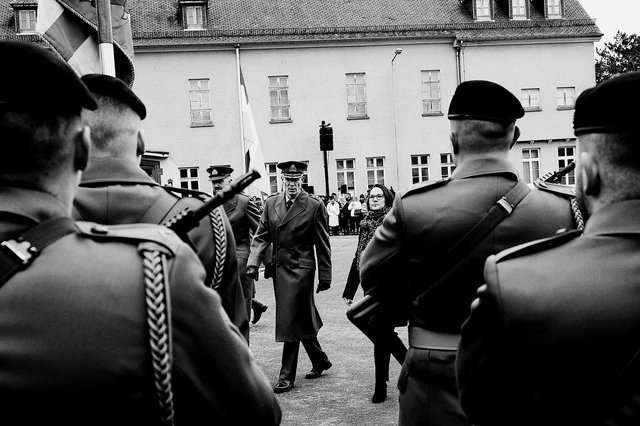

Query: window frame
[557,146,575,186]
[188,78,213,127]
[556,86,575,110]
[179,167,200,190]
[266,162,279,194]
[182,4,206,30]
[440,153,456,179]
[510,0,528,19]
[345,72,369,120]
[421,70,442,116]
[474,0,493,21]
[336,159,356,195]
[17,9,37,34]
[546,0,562,18]
[520,88,541,112]
[522,148,541,184]
[268,75,292,123]
[411,154,430,184]
[366,157,385,187]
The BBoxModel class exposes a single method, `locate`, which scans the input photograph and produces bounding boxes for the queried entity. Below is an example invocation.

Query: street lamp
[391,48,402,190]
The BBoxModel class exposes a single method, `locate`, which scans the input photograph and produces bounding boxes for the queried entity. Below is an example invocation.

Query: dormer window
[511,0,528,20]
[10,1,37,34]
[475,0,493,21]
[180,1,207,30]
[546,0,562,18]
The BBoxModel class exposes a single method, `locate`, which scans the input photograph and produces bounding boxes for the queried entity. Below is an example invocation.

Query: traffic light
[319,121,333,151]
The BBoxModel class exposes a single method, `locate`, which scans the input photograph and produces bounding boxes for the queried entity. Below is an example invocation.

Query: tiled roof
[0,0,602,46]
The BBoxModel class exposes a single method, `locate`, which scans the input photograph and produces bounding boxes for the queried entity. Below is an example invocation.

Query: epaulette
[75,221,181,256]
[161,185,210,200]
[267,193,279,199]
[401,178,451,198]
[308,194,322,203]
[494,228,581,263]
[533,179,576,199]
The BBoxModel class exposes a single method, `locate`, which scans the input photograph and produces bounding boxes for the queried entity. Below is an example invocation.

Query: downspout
[453,38,463,85]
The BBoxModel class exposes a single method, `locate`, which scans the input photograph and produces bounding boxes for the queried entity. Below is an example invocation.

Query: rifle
[539,161,575,184]
[163,169,261,239]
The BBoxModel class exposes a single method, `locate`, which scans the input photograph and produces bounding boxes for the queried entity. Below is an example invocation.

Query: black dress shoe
[304,360,332,379]
[371,382,387,403]
[251,303,268,324]
[273,379,294,394]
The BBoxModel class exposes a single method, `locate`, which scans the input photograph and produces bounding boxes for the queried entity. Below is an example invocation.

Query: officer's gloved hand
[246,265,259,281]
[316,280,331,293]
[263,264,274,279]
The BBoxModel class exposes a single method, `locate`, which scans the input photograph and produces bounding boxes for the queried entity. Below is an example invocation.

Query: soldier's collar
[451,157,518,181]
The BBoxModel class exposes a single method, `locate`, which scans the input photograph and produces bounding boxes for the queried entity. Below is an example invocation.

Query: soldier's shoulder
[161,186,210,202]
[75,221,184,256]
[307,194,323,204]
[533,179,576,199]
[401,178,451,199]
[494,229,582,264]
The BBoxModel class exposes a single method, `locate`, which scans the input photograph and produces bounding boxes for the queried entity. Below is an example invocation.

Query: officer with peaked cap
[247,160,332,393]
[359,80,577,426]
[72,74,250,342]
[457,71,640,426]
[0,41,280,424]
[208,165,267,331]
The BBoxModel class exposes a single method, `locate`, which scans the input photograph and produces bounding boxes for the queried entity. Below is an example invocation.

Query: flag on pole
[36,0,135,86]
[240,68,271,198]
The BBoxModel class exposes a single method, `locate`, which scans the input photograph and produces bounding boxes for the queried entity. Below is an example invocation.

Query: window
[18,9,36,34]
[558,146,575,185]
[336,159,356,194]
[421,70,441,115]
[440,153,456,179]
[511,0,527,19]
[189,79,212,126]
[366,157,385,187]
[269,76,291,122]
[182,5,205,30]
[475,0,492,20]
[179,167,200,190]
[522,148,540,184]
[411,155,430,184]
[557,87,575,110]
[266,162,279,194]
[346,73,368,119]
[547,0,562,18]
[520,88,541,111]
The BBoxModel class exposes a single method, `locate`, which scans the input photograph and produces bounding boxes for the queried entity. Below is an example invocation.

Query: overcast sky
[578,0,640,48]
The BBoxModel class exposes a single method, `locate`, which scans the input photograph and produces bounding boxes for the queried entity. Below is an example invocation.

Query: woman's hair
[366,183,394,209]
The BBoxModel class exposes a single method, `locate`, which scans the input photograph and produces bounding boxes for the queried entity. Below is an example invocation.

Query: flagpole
[235,44,247,172]
[96,0,116,76]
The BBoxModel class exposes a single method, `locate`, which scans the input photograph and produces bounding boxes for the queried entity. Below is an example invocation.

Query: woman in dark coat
[342,183,407,403]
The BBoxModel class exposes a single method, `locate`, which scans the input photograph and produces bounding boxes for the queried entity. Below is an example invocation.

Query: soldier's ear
[509,126,521,149]
[136,129,146,157]
[579,151,600,197]
[73,125,91,172]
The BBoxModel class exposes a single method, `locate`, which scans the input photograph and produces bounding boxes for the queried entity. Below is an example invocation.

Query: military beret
[0,41,96,114]
[81,74,147,120]
[277,161,307,178]
[448,80,524,123]
[207,165,234,182]
[574,71,640,136]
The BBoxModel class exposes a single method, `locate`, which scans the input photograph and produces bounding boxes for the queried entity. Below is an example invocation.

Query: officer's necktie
[286,199,293,211]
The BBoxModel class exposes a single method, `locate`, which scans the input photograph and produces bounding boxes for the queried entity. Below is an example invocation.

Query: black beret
[574,71,640,136]
[277,160,307,178]
[81,74,146,119]
[0,41,96,114]
[448,80,524,123]
[207,165,234,182]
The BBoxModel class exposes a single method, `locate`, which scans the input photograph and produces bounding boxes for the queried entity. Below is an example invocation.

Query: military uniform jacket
[73,157,248,340]
[359,157,575,332]
[457,199,640,426]
[248,191,332,341]
[0,186,281,425]
[224,193,261,259]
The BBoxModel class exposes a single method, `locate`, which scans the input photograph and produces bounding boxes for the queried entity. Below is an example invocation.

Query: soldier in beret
[72,74,249,342]
[208,165,267,331]
[359,80,577,426]
[247,160,332,393]
[0,41,280,424]
[457,71,640,426]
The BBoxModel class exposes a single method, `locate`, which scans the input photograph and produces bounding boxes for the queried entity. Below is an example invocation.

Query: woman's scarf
[354,205,391,270]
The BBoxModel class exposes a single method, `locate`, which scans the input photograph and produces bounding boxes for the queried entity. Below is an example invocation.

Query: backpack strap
[0,216,77,287]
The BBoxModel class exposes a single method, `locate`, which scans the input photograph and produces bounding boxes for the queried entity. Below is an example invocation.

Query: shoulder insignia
[402,178,451,198]
[533,179,576,198]
[75,221,181,256]
[161,185,210,200]
[495,229,582,263]
[309,194,322,202]
[267,193,279,199]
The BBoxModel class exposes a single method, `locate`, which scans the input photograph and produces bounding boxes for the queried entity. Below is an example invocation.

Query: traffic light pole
[319,121,333,200]
[323,149,329,199]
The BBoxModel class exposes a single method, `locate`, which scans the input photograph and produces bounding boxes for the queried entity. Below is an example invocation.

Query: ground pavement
[250,235,409,426]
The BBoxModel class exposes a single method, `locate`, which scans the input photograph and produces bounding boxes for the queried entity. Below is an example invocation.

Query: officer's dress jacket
[248,191,331,341]
[0,186,281,425]
[73,157,248,339]
[457,199,640,426]
[359,157,575,332]
[224,193,261,315]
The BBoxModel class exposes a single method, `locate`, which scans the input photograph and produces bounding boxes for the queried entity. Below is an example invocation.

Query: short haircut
[81,93,141,155]
[452,119,515,154]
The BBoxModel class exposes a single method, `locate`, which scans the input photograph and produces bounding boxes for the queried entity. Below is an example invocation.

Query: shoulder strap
[0,216,77,287]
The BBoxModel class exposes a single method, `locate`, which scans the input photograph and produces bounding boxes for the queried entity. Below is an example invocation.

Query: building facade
[2,0,601,195]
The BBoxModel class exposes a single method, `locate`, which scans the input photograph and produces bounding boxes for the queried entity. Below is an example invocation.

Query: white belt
[408,326,460,351]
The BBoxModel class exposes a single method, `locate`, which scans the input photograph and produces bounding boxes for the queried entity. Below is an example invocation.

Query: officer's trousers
[279,337,329,381]
[397,347,471,426]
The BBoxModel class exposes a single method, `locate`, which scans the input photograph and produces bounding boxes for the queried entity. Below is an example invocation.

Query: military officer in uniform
[457,71,640,426]
[359,80,577,426]
[0,41,280,425]
[207,165,267,332]
[247,161,332,393]
[72,74,249,341]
